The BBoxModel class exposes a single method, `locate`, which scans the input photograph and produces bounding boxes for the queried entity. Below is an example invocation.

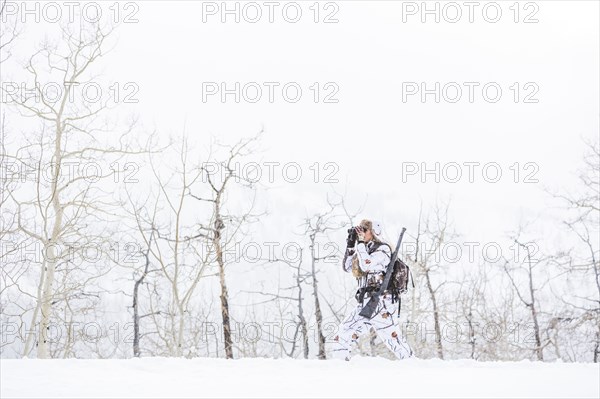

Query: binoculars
[346,226,365,247]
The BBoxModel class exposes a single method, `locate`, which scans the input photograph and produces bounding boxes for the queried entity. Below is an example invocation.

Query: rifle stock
[358,227,407,319]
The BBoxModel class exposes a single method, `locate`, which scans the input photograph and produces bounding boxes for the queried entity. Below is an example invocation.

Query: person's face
[363,227,373,242]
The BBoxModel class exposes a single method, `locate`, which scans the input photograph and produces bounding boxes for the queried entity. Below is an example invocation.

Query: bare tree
[550,139,600,361]
[2,21,148,358]
[407,201,454,360]
[274,251,310,359]
[131,225,159,358]
[502,237,545,361]
[125,139,212,357]
[302,203,342,360]
[0,0,22,358]
[0,0,20,64]
[244,251,311,359]
[292,251,310,359]
[189,133,263,359]
[455,267,487,360]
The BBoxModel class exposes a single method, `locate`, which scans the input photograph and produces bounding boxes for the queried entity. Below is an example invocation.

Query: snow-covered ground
[1,357,598,398]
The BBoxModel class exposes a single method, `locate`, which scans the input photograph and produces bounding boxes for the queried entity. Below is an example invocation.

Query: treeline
[0,18,598,362]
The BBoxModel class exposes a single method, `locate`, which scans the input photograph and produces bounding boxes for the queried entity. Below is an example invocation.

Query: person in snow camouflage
[332,219,413,361]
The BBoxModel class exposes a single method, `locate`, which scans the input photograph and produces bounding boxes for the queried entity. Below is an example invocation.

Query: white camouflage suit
[332,238,413,360]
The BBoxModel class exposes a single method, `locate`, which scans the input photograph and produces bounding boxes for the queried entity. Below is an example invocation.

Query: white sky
[3,0,599,250]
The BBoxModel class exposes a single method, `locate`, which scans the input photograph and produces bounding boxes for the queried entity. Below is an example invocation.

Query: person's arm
[342,228,358,273]
[356,244,391,273]
[342,248,355,272]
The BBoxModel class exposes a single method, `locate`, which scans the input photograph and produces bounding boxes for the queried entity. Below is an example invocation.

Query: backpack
[369,242,414,302]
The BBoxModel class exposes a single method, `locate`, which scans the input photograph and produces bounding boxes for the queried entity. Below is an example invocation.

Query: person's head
[358,219,383,243]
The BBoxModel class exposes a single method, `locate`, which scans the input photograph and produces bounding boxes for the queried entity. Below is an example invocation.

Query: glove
[346,228,357,248]
[357,227,366,243]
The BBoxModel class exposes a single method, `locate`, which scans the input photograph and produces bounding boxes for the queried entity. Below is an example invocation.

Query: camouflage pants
[332,295,413,360]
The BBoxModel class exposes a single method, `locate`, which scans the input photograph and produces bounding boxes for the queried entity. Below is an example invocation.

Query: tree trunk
[295,260,309,359]
[309,234,326,360]
[594,331,600,363]
[591,247,600,363]
[425,269,444,359]
[467,311,476,359]
[37,130,64,359]
[133,234,153,358]
[527,263,543,361]
[214,209,233,359]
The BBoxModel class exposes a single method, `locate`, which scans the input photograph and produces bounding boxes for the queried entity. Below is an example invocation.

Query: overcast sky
[4,0,599,251]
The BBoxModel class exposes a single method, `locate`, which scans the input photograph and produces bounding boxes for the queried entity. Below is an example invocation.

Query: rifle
[359,227,407,319]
